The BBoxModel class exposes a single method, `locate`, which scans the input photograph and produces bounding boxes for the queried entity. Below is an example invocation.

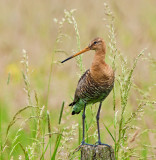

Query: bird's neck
[90,49,108,82]
[93,49,106,64]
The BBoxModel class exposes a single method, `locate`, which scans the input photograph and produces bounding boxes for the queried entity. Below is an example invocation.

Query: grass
[0,1,156,160]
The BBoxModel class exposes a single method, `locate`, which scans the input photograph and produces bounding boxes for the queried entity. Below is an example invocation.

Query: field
[0,0,156,159]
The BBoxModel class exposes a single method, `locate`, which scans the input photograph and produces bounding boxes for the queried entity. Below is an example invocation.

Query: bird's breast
[90,63,115,87]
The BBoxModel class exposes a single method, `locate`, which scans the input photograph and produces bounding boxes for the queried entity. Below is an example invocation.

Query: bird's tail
[69,99,85,115]
[69,102,76,106]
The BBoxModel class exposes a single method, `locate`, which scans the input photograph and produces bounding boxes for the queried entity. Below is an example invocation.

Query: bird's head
[61,37,106,63]
[88,37,106,51]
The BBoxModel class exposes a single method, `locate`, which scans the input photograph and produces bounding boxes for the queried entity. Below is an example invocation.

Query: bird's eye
[94,41,97,45]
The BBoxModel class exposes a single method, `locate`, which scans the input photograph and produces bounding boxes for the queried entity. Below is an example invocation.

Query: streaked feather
[71,69,114,114]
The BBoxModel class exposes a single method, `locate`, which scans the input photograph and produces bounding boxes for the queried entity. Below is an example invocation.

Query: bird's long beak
[61,47,90,63]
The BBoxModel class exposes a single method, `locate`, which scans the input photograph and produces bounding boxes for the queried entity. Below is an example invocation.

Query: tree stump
[81,145,115,160]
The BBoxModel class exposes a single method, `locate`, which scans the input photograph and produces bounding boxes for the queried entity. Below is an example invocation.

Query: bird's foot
[81,140,94,146]
[94,141,111,148]
[74,141,93,152]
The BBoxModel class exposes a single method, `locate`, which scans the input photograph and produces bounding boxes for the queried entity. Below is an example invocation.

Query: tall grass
[104,3,156,159]
[0,4,156,160]
[0,9,85,160]
[0,97,2,160]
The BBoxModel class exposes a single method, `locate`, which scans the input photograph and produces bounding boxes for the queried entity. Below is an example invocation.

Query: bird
[61,37,115,146]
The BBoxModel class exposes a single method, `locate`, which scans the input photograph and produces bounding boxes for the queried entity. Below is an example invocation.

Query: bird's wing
[69,69,90,106]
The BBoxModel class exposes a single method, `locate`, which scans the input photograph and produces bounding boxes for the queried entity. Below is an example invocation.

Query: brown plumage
[61,37,115,146]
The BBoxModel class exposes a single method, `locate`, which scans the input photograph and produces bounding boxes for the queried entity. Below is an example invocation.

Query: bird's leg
[96,102,102,144]
[96,102,111,148]
[81,104,86,145]
[81,104,93,146]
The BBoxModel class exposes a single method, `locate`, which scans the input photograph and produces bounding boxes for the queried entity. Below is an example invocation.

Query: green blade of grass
[103,122,115,142]
[50,102,65,160]
[18,143,29,160]
[7,72,11,85]
[58,101,65,125]
[51,132,62,160]
[141,146,147,160]
[40,139,50,160]
[78,121,81,145]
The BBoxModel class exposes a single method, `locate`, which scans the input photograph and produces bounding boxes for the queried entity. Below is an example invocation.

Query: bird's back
[70,67,114,115]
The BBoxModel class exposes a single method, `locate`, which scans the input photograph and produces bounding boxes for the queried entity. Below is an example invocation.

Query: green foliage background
[0,0,156,159]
